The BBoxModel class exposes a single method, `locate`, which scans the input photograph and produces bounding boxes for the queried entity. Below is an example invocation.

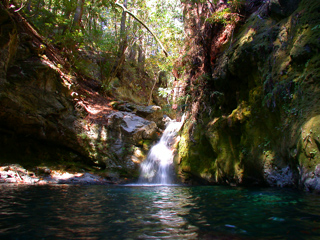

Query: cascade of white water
[138,115,185,185]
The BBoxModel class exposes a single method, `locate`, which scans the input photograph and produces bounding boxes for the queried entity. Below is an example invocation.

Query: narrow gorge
[1,0,320,193]
[1,1,320,239]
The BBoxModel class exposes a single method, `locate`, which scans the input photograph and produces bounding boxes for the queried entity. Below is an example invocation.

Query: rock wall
[0,5,163,181]
[176,0,320,192]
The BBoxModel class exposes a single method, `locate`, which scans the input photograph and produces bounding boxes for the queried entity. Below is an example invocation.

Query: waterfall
[138,115,185,185]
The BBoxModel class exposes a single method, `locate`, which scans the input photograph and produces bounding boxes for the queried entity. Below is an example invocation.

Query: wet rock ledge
[0,164,113,185]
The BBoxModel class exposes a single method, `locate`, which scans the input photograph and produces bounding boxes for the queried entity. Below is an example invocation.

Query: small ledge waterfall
[138,115,185,185]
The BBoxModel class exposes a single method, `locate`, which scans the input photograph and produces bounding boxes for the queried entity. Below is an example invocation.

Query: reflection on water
[0,185,320,239]
[138,187,199,239]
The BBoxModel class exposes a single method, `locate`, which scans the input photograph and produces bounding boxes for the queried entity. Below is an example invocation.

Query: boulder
[107,111,158,143]
[110,101,165,129]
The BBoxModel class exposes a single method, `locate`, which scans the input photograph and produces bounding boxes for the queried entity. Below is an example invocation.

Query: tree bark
[73,0,85,28]
[148,73,159,105]
[138,37,145,70]
[129,42,137,61]
[120,0,127,36]
[119,0,128,57]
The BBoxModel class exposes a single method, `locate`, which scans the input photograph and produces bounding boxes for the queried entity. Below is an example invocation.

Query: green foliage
[15,0,183,100]
[176,94,191,111]
[77,132,89,140]
[206,0,244,26]
[207,8,232,25]
[158,87,172,98]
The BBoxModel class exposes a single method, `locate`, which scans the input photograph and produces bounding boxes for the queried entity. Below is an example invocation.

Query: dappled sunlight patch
[50,171,83,180]
[0,164,111,185]
[228,101,251,125]
[238,27,257,46]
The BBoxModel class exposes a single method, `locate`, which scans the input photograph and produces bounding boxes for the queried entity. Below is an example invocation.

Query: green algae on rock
[175,0,320,192]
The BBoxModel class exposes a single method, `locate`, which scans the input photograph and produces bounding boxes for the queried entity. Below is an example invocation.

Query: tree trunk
[26,0,32,12]
[129,42,137,61]
[73,0,85,29]
[148,74,158,105]
[36,0,41,12]
[138,38,145,70]
[119,0,128,57]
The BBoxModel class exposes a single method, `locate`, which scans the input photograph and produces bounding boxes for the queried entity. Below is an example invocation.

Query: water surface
[0,185,320,239]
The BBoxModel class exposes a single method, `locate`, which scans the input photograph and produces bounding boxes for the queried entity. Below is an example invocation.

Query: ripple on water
[0,185,320,239]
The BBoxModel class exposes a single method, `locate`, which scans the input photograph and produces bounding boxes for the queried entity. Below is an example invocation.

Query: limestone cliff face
[176,0,320,192]
[0,6,162,180]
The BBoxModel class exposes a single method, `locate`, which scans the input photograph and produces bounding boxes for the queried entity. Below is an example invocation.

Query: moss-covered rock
[297,116,320,192]
[176,0,320,191]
